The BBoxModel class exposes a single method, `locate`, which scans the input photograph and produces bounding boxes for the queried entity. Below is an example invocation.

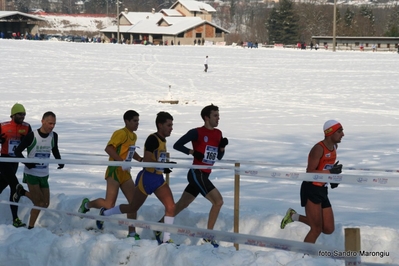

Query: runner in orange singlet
[280,120,344,243]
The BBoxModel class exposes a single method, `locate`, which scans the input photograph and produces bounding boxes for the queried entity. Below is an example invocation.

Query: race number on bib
[35,153,50,169]
[125,146,139,161]
[203,145,218,164]
[8,139,21,156]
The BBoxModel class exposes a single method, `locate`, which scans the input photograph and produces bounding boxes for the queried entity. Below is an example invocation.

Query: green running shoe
[78,198,90,213]
[13,218,26,228]
[127,233,140,240]
[280,208,296,229]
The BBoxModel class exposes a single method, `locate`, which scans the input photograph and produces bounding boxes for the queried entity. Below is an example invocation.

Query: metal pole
[117,1,120,44]
[332,0,337,52]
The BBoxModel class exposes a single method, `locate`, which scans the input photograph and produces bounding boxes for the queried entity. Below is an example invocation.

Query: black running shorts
[300,181,331,208]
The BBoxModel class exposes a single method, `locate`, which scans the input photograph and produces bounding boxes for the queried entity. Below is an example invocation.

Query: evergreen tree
[266,0,299,44]
[267,7,282,43]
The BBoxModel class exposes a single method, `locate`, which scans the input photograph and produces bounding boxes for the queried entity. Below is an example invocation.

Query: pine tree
[266,0,299,45]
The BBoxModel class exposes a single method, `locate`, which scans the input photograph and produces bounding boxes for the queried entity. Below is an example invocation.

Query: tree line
[10,0,399,45]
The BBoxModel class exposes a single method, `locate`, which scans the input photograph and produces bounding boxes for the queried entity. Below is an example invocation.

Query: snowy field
[0,40,399,266]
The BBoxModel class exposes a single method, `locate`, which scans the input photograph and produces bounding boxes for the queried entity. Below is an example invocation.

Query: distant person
[310,42,314,50]
[372,44,376,52]
[155,104,228,248]
[99,112,176,244]
[78,110,143,238]
[14,111,64,229]
[0,103,33,227]
[315,43,319,50]
[204,56,208,72]
[194,39,196,45]
[0,32,4,39]
[280,120,344,243]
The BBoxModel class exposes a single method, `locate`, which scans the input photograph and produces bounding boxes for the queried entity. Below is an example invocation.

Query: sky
[0,39,399,266]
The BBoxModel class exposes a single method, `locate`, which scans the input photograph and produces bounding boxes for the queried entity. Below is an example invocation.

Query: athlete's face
[157,119,173,138]
[207,110,219,128]
[126,116,139,132]
[41,116,56,134]
[12,112,26,124]
[331,128,344,143]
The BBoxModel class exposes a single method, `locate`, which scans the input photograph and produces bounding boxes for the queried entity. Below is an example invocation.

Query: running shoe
[13,184,24,202]
[280,208,296,229]
[163,239,175,244]
[127,233,141,240]
[13,218,26,228]
[154,230,162,245]
[96,207,105,230]
[78,198,90,213]
[203,238,219,248]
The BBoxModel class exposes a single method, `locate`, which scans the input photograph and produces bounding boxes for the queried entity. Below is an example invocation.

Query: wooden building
[0,11,45,38]
[100,0,229,45]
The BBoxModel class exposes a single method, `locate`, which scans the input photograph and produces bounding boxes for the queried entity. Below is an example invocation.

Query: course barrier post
[345,228,361,265]
[234,162,240,250]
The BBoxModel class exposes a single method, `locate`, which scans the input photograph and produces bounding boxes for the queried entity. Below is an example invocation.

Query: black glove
[193,150,204,161]
[330,183,339,189]
[0,133,5,144]
[58,164,64,169]
[25,163,37,169]
[329,161,342,174]
[164,168,172,174]
[219,137,229,148]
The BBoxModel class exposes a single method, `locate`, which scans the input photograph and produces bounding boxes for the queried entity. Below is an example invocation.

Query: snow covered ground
[0,40,399,266]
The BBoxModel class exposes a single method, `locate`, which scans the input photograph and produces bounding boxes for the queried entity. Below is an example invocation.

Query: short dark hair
[155,111,173,129]
[123,110,139,121]
[42,111,56,120]
[200,104,219,120]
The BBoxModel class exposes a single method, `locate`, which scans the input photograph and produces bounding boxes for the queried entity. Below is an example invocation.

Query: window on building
[196,33,202,38]
[378,43,380,48]
[387,44,390,48]
[177,32,184,38]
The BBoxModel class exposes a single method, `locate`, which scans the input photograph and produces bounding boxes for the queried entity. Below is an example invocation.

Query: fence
[0,156,397,265]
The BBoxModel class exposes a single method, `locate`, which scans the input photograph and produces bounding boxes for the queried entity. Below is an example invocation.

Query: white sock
[292,213,299,221]
[128,232,137,237]
[162,216,174,242]
[103,206,122,216]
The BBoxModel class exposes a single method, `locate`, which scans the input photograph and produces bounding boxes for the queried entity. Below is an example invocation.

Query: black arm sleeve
[51,132,61,159]
[173,128,198,155]
[14,131,35,158]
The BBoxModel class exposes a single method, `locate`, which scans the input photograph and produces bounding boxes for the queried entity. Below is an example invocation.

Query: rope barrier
[237,169,399,187]
[0,200,377,265]
[61,152,399,173]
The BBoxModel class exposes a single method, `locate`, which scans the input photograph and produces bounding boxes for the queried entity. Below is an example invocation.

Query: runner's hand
[219,137,229,148]
[193,151,204,161]
[329,161,342,174]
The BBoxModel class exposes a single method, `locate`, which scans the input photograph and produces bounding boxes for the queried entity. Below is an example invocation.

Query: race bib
[8,139,20,156]
[34,153,50,169]
[125,146,138,161]
[203,145,218,164]
[156,152,167,171]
